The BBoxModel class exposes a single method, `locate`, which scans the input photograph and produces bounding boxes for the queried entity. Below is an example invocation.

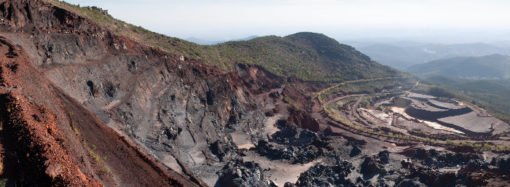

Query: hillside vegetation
[213,33,398,82]
[421,77,510,123]
[405,54,510,122]
[48,0,398,82]
[408,54,510,79]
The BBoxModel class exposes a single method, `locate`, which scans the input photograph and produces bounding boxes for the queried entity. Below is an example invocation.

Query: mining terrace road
[314,77,406,98]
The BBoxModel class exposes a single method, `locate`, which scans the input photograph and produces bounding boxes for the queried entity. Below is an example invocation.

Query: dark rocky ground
[0,0,508,186]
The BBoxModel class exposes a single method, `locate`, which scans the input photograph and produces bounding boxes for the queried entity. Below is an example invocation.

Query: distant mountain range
[348,41,510,70]
[406,54,510,122]
[408,54,510,80]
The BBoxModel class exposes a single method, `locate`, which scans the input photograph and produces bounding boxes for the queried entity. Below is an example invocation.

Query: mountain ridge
[213,32,398,82]
[44,1,399,82]
[352,41,510,69]
[408,54,510,79]
[1,1,509,187]
[0,0,400,185]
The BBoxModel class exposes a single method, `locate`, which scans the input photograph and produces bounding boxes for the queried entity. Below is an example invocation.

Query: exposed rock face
[255,122,326,164]
[0,36,194,186]
[403,148,484,168]
[0,77,98,186]
[271,121,323,146]
[0,0,265,185]
[395,178,427,187]
[215,160,270,187]
[295,161,355,187]
[349,145,362,157]
[288,109,320,132]
[210,140,236,162]
[491,156,510,172]
[1,1,510,187]
[407,167,460,187]
[360,157,385,180]
[256,140,322,164]
[378,151,390,164]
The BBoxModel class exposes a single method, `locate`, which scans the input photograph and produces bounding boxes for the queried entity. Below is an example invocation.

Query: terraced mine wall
[404,107,496,137]
[405,107,472,121]
[425,100,453,110]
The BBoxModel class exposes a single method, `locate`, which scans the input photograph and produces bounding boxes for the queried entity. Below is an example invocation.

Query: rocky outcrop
[403,148,484,168]
[378,150,390,164]
[395,178,427,187]
[256,140,322,164]
[0,34,197,186]
[295,161,355,187]
[0,0,265,185]
[0,1,509,187]
[271,121,323,146]
[215,160,270,187]
[255,122,326,164]
[349,145,362,157]
[491,156,510,173]
[360,157,385,180]
[288,109,320,132]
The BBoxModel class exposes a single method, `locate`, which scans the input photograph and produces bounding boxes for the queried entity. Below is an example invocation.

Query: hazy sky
[65,0,510,43]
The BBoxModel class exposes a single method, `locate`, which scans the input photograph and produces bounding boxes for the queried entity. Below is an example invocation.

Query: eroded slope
[0,0,509,187]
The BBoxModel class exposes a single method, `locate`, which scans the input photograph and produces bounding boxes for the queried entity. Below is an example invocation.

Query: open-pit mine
[0,0,508,186]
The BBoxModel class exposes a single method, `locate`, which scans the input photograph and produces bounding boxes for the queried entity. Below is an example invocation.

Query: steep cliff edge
[2,1,506,187]
[0,33,198,186]
[0,0,285,186]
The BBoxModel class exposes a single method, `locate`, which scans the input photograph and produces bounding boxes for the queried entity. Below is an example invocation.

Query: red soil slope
[0,36,199,186]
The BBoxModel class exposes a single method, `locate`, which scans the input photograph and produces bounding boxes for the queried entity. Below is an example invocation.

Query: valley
[0,0,508,187]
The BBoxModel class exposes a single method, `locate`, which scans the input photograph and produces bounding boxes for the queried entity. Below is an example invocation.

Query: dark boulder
[395,178,427,187]
[284,182,295,187]
[378,150,390,164]
[491,156,510,173]
[206,90,215,105]
[404,148,484,168]
[295,162,355,187]
[269,91,280,98]
[360,157,385,180]
[210,140,234,161]
[406,165,458,187]
[349,145,362,157]
[215,160,269,187]
[271,123,321,146]
[103,81,116,98]
[255,140,321,164]
[86,80,98,97]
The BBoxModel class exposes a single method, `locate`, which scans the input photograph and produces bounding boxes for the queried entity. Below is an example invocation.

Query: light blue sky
[64,0,510,43]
